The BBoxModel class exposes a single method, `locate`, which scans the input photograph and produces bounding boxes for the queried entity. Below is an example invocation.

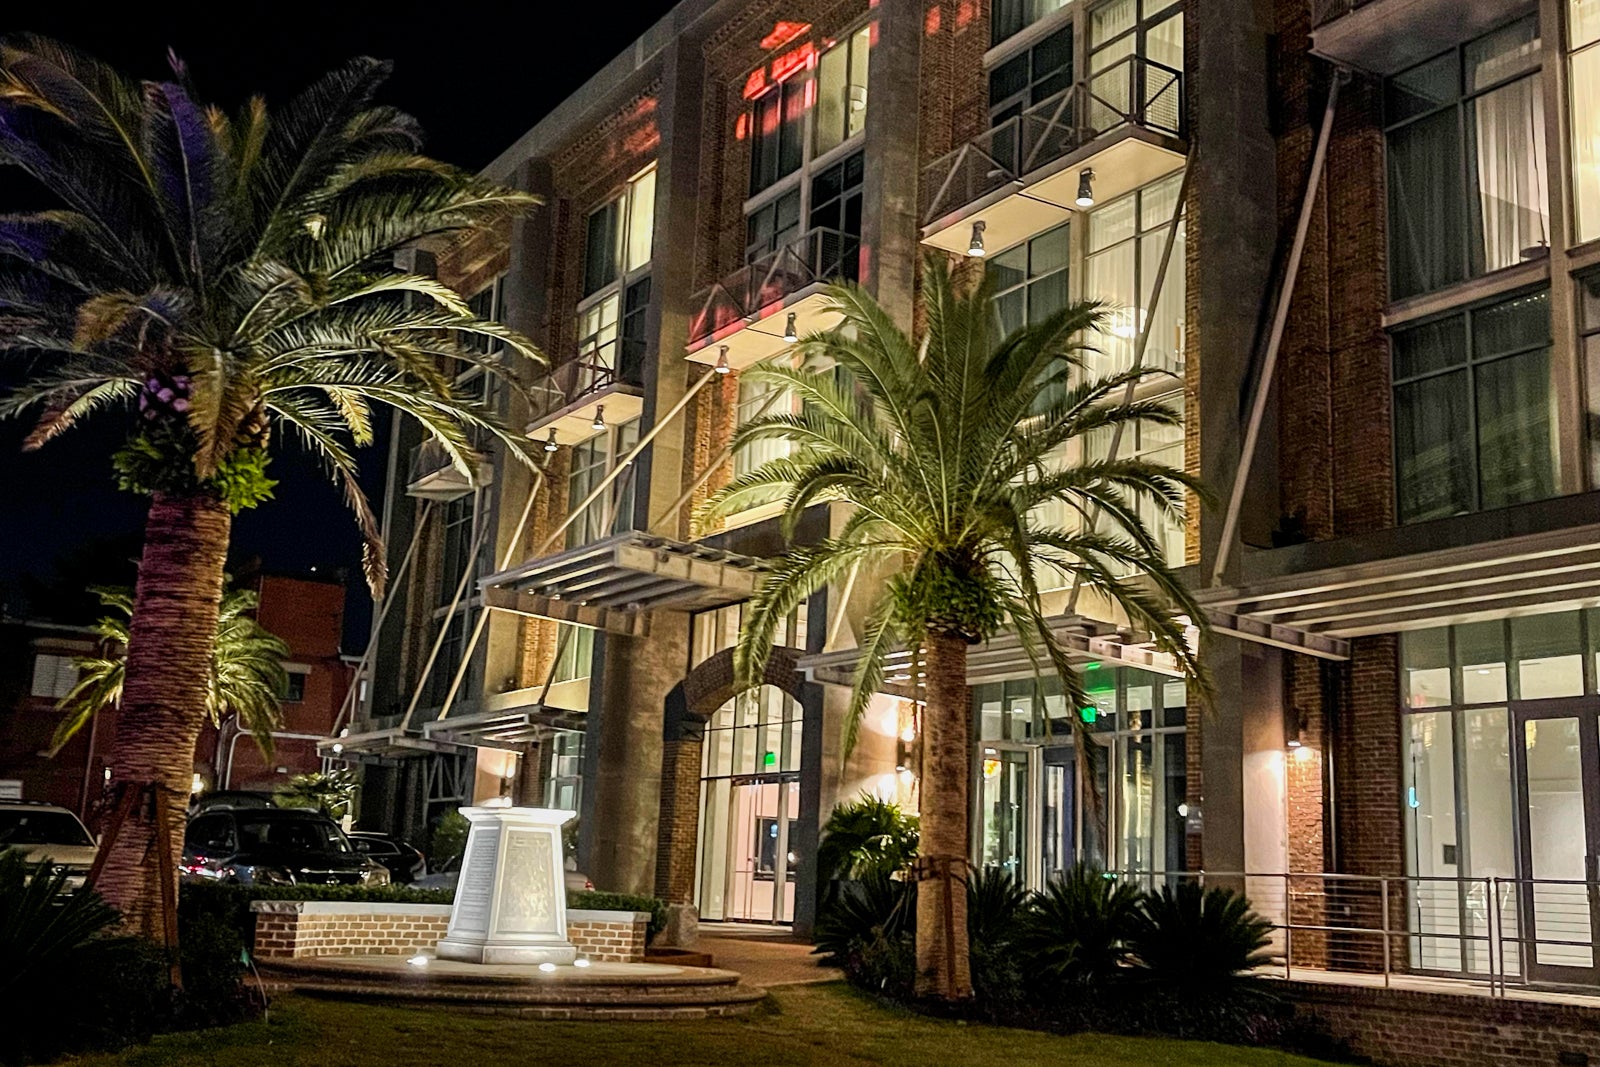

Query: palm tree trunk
[914,631,972,999]
[92,491,231,937]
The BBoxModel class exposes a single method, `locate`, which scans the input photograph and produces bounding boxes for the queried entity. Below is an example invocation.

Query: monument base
[436,937,577,966]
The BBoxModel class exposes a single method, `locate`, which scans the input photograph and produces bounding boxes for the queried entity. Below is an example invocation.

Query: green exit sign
[763,750,776,767]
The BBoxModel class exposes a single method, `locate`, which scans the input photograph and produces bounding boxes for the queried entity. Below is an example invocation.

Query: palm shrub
[1127,880,1274,987]
[965,866,1029,1011]
[430,808,470,869]
[706,258,1207,998]
[50,584,289,756]
[274,768,359,821]
[813,868,914,967]
[817,793,919,882]
[0,39,543,932]
[1017,863,1142,988]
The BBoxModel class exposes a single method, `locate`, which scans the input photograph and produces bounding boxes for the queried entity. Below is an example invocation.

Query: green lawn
[67,982,1339,1067]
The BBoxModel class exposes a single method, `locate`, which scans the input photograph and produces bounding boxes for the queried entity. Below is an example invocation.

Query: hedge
[180,882,667,942]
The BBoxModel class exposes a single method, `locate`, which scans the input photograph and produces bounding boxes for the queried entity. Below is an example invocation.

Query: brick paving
[696,923,840,987]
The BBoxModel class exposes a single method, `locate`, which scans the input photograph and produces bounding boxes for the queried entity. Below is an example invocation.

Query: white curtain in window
[1470,78,1549,272]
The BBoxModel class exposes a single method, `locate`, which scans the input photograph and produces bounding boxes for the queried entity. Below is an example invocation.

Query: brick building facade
[334,0,1600,985]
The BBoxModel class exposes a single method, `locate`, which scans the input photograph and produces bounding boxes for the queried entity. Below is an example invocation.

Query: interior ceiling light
[543,429,558,453]
[715,346,731,374]
[783,312,798,343]
[591,405,605,431]
[966,220,986,258]
[1076,168,1095,208]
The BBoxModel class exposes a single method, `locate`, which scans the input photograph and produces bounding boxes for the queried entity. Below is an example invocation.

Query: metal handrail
[1104,869,1600,998]
[687,226,861,349]
[1310,0,1377,29]
[921,55,1185,226]
[529,352,643,423]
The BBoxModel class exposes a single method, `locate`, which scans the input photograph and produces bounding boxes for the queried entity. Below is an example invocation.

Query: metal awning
[317,726,465,765]
[1198,522,1600,646]
[481,530,768,616]
[423,704,586,751]
[799,614,1189,692]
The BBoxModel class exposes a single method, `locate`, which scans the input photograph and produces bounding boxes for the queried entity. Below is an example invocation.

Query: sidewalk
[696,923,841,987]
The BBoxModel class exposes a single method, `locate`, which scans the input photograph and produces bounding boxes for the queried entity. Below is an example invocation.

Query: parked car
[188,790,275,816]
[180,807,388,887]
[413,852,592,894]
[347,832,427,884]
[0,801,96,890]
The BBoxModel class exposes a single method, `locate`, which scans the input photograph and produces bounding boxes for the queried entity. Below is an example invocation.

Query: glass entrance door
[719,775,798,923]
[1511,700,1600,985]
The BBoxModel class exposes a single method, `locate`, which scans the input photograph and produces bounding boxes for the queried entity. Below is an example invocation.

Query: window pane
[1458,620,1509,703]
[1574,0,1600,50]
[1085,241,1137,378]
[1031,223,1071,277]
[847,26,871,140]
[989,244,1028,293]
[816,41,847,156]
[1465,77,1549,275]
[1464,16,1540,92]
[1402,628,1453,708]
[1474,289,1549,358]
[1387,52,1459,122]
[1394,370,1473,522]
[1388,109,1466,298]
[1570,44,1600,242]
[583,200,621,296]
[1393,314,1466,381]
[1511,612,1584,698]
[625,167,655,272]
[1403,710,1461,971]
[1475,347,1556,509]
[1090,0,1135,49]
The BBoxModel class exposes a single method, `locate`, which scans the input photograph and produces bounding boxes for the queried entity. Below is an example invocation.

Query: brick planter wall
[249,901,650,964]
[1282,981,1600,1067]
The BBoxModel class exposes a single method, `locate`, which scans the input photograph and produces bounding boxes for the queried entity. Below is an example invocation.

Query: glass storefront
[972,666,1186,888]
[1401,610,1600,982]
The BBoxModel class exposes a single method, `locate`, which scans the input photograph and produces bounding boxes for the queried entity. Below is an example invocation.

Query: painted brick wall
[1283,981,1600,1067]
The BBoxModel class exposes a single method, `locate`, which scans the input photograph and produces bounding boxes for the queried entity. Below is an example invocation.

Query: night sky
[0,0,675,643]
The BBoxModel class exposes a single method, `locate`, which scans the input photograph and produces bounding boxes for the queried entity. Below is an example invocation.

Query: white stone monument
[436,806,578,965]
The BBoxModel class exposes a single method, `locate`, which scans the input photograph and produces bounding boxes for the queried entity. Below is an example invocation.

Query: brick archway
[654,646,807,905]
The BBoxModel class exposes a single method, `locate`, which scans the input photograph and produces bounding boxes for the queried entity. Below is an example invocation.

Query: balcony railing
[922,55,1184,227]
[687,226,861,350]
[529,347,644,426]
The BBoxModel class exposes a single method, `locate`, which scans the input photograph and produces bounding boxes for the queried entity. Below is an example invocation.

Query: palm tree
[0,38,543,934]
[50,585,290,758]
[702,259,1207,999]
[274,769,360,823]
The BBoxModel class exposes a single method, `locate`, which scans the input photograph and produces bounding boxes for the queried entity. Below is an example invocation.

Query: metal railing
[405,439,480,498]
[1108,870,1600,998]
[528,347,644,425]
[1310,0,1379,29]
[922,55,1185,227]
[687,226,861,350]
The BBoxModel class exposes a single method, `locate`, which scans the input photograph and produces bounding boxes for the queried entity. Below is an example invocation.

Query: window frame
[1389,284,1556,523]
[1381,13,1548,302]
[742,20,872,269]
[565,418,642,549]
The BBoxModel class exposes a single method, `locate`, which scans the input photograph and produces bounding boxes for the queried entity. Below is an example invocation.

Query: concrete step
[256,955,766,1019]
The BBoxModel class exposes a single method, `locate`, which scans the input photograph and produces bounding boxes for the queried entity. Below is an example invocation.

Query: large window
[583,165,655,297]
[1088,0,1184,134]
[551,623,595,685]
[1571,0,1600,243]
[1579,271,1600,483]
[989,25,1074,128]
[1085,173,1186,379]
[545,730,584,811]
[1385,17,1549,301]
[566,419,640,548]
[1391,288,1556,523]
[30,654,77,699]
[815,24,871,158]
[1086,393,1187,568]
[733,366,801,480]
[973,667,1186,884]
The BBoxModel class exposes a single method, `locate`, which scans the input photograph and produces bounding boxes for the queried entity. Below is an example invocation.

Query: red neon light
[760,20,811,51]
[924,5,941,35]
[770,41,816,84]
[742,68,767,101]
[735,113,749,141]
[955,0,976,29]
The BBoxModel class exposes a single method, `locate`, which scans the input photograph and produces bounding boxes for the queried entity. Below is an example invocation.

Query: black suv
[347,832,426,884]
[181,808,388,887]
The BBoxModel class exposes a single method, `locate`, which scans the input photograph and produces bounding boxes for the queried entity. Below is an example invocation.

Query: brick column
[654,736,704,904]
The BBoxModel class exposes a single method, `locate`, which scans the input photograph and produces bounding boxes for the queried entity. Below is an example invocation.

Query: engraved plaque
[497,829,555,934]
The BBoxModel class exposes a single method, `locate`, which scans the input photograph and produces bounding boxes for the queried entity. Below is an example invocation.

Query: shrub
[813,869,914,966]
[173,913,253,1027]
[816,794,919,882]
[568,890,668,941]
[965,867,1029,1011]
[1016,863,1141,988]
[1127,880,1274,987]
[430,808,470,869]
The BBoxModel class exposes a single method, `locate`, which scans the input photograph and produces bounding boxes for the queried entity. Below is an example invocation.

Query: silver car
[0,801,97,890]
